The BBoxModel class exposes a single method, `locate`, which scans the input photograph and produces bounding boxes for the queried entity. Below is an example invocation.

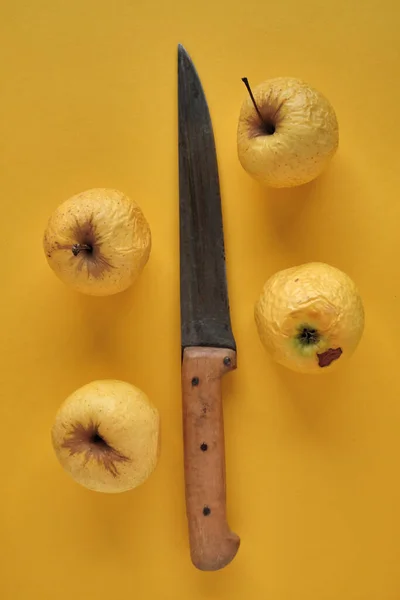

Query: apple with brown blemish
[51,380,160,493]
[237,77,339,188]
[255,262,365,374]
[43,188,151,296]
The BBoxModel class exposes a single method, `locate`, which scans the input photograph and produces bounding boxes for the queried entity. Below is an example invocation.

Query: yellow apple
[51,380,160,493]
[255,262,364,374]
[43,188,151,296]
[237,77,339,188]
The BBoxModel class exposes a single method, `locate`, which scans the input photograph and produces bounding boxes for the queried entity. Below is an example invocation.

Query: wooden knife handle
[181,346,240,571]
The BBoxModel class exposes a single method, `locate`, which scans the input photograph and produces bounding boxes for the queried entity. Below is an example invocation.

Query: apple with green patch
[255,262,365,374]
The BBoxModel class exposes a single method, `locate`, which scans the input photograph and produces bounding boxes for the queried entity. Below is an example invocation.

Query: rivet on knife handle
[182,347,240,571]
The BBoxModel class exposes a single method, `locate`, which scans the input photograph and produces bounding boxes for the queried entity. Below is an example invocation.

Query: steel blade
[178,45,235,351]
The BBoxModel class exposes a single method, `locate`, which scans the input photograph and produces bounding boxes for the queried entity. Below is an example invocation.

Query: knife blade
[178,44,240,571]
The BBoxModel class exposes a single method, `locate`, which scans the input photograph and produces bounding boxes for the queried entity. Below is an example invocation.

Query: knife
[178,44,240,571]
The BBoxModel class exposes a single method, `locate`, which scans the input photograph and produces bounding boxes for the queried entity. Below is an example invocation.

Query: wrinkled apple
[255,262,364,374]
[43,188,151,296]
[237,77,339,188]
[51,380,160,493]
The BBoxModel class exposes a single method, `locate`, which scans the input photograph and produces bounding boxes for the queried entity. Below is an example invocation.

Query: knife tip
[178,43,188,57]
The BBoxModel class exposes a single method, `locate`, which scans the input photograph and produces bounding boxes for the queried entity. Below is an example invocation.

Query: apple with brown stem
[43,188,151,296]
[237,77,339,188]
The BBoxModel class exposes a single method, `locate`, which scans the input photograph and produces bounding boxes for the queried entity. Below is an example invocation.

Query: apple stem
[72,243,92,256]
[241,77,266,126]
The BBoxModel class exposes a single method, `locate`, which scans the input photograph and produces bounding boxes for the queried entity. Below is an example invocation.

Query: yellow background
[1,0,400,598]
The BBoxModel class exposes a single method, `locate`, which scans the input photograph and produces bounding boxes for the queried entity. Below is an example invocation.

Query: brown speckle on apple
[55,215,114,278]
[249,96,285,138]
[62,420,129,478]
[71,216,114,278]
[317,347,343,368]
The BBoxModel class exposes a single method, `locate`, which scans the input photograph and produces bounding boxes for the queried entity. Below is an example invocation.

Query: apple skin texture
[51,380,160,493]
[255,262,364,374]
[43,188,151,296]
[237,78,339,188]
